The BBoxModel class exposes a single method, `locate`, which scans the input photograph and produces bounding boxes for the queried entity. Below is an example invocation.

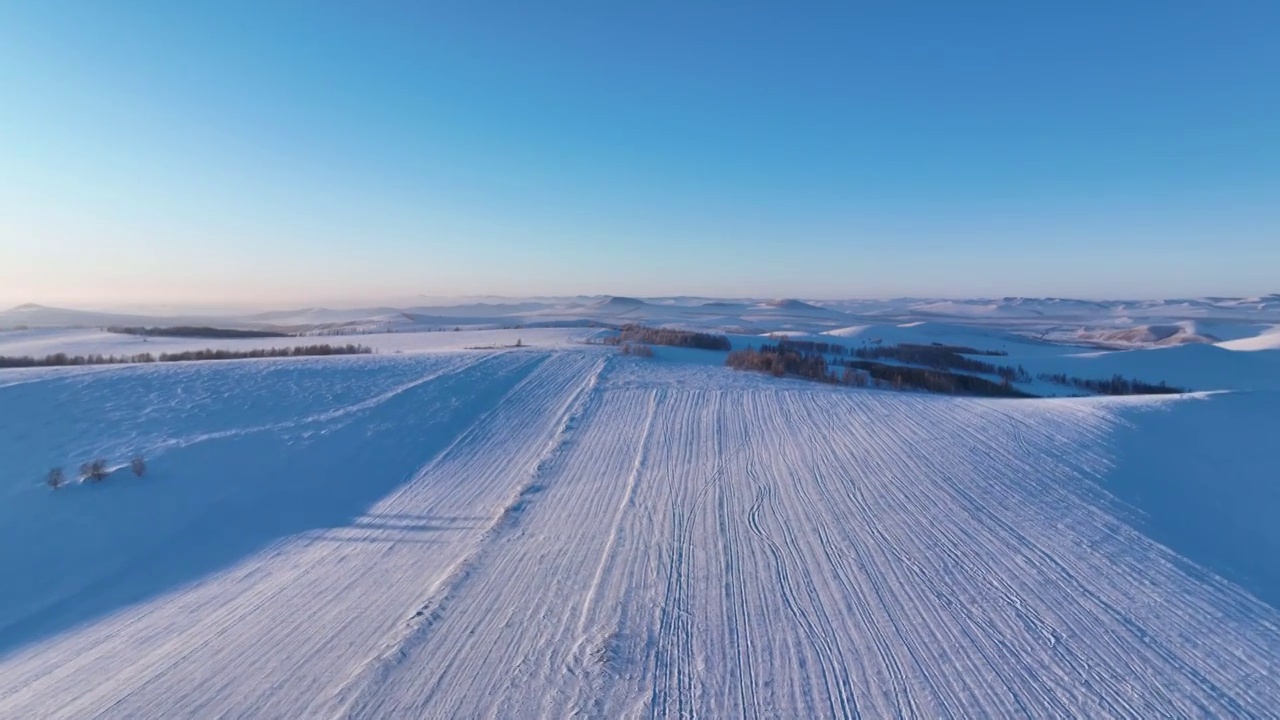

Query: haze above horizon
[2,2,1277,306]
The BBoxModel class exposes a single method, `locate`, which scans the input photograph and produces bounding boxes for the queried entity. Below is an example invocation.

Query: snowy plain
[2,297,1279,718]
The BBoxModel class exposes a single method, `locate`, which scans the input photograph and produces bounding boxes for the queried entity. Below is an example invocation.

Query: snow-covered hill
[1,332,1279,717]
[6,294,1279,348]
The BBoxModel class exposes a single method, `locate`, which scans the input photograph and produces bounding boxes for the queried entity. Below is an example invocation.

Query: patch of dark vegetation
[854,343,1031,382]
[727,345,1029,397]
[603,324,731,351]
[618,343,655,357]
[0,344,372,368]
[47,454,147,491]
[763,337,851,356]
[107,326,290,339]
[466,339,525,350]
[727,346,842,382]
[1038,372,1184,396]
[0,352,165,368]
[846,360,1034,397]
[727,339,1183,398]
[79,459,109,483]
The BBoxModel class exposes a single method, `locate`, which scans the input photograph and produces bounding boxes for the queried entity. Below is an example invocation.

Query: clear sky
[2,2,1277,307]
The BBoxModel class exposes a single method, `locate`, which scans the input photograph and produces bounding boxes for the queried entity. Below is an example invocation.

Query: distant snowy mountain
[594,296,649,311]
[4,295,1277,346]
[1066,322,1220,348]
[0,304,220,329]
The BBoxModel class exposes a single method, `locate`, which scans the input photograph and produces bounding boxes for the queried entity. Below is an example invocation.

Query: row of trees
[846,361,1033,397]
[1,352,160,368]
[727,346,842,382]
[607,325,731,351]
[727,344,1028,397]
[762,336,1009,360]
[726,347,874,387]
[763,338,853,357]
[729,339,1183,398]
[1037,372,1183,396]
[155,345,372,362]
[0,344,372,368]
[851,343,1030,381]
[107,326,289,339]
[47,455,146,490]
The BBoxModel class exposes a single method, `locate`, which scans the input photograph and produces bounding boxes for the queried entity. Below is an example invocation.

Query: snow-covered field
[3,300,1280,718]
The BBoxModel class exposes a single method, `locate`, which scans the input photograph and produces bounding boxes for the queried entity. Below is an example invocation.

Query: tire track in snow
[648,393,744,720]
[576,389,659,635]
[713,451,760,719]
[145,353,494,455]
[329,353,607,719]
[743,474,853,719]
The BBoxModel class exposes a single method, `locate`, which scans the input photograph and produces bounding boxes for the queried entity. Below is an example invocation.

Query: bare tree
[80,459,108,483]
[131,455,146,477]
[47,467,64,490]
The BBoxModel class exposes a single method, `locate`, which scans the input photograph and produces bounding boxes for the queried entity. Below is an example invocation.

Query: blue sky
[1,2,1277,307]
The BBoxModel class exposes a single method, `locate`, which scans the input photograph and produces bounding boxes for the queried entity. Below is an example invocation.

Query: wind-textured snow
[2,347,1278,718]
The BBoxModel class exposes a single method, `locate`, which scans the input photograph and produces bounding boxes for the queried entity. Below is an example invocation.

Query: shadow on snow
[0,354,543,659]
[1104,390,1280,610]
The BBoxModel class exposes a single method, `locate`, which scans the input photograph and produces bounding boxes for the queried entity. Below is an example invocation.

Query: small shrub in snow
[47,467,65,490]
[619,343,655,358]
[80,459,109,483]
[131,455,147,477]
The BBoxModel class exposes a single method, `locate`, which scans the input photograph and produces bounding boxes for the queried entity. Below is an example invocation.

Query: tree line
[763,338,852,356]
[852,343,1031,383]
[846,360,1033,397]
[727,345,842,382]
[726,345,1028,397]
[604,325,732,351]
[726,340,1182,398]
[107,326,290,339]
[1037,372,1183,396]
[0,344,372,368]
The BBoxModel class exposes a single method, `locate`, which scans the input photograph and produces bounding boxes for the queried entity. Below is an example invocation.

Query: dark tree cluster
[79,459,109,483]
[0,344,372,368]
[1038,372,1183,396]
[605,325,731,351]
[155,344,372,362]
[727,346,872,387]
[48,454,146,491]
[0,352,162,368]
[727,344,1029,397]
[107,326,290,339]
[763,337,850,356]
[844,361,1034,398]
[729,345,840,382]
[852,343,1029,381]
[619,343,655,357]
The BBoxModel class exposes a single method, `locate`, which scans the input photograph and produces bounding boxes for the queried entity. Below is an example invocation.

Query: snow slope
[1218,324,1280,351]
[2,348,1278,717]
